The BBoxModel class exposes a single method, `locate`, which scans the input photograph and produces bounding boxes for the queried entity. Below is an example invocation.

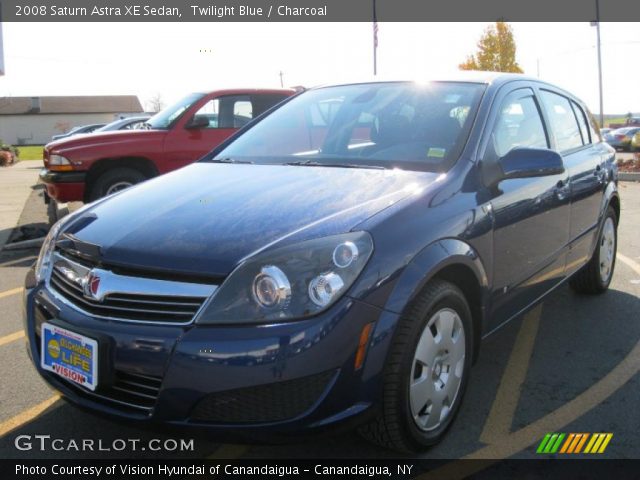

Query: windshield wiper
[209,157,254,164]
[284,160,385,170]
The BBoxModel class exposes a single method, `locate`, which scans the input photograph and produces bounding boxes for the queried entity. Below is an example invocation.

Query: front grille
[48,250,217,324]
[60,369,162,416]
[190,370,336,424]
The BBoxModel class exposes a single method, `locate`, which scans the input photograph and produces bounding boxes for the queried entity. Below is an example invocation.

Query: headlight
[34,218,64,284]
[34,201,97,284]
[197,231,374,324]
[48,154,73,171]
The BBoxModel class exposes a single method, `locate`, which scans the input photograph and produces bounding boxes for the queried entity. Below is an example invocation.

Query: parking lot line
[618,253,640,277]
[0,287,23,300]
[480,304,542,443]
[0,330,24,347]
[206,443,248,459]
[0,395,60,437]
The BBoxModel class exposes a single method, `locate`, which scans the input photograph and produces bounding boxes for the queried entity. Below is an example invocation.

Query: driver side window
[493,91,548,158]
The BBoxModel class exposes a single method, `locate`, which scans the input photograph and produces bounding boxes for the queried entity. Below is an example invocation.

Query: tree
[146,93,165,112]
[459,22,523,73]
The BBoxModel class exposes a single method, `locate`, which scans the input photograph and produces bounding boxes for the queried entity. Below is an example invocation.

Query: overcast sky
[1,22,638,114]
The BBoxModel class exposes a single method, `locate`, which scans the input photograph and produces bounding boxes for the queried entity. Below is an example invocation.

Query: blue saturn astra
[25,73,619,452]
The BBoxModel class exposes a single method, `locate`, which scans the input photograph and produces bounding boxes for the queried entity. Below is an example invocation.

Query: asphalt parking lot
[0,178,639,464]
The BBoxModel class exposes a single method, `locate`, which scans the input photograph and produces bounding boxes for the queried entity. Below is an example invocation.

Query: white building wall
[0,113,119,145]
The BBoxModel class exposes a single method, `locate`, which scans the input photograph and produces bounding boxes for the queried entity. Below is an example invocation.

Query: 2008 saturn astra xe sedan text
[24,73,620,452]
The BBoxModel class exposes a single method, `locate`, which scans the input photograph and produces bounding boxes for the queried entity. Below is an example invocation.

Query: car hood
[45,129,164,153]
[63,163,439,278]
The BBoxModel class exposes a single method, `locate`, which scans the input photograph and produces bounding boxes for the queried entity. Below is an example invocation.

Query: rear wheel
[89,167,146,201]
[569,206,617,294]
[359,280,473,452]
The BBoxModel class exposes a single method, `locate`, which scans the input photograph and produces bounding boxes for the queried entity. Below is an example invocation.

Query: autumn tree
[459,22,523,73]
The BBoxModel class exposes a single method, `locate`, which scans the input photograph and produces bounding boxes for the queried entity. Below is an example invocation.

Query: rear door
[537,89,605,275]
[483,86,571,331]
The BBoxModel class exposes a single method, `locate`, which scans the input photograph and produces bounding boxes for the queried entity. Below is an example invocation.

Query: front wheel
[89,167,146,201]
[569,206,618,294]
[359,280,473,452]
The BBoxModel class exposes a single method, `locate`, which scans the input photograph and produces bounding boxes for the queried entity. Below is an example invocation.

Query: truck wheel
[359,280,473,452]
[89,168,146,201]
[569,206,617,294]
[46,199,70,226]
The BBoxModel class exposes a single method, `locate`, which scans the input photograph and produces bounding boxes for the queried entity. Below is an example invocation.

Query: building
[0,95,143,145]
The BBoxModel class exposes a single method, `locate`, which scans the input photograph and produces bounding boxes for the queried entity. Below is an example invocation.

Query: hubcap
[106,181,134,196]
[410,308,466,431]
[599,217,616,283]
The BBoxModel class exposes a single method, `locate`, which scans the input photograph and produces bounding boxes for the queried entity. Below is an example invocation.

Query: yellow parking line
[0,396,60,437]
[207,443,248,459]
[479,304,542,443]
[0,330,25,347]
[0,287,23,299]
[618,253,640,277]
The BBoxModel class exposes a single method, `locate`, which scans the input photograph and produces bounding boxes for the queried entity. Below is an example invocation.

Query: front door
[482,87,571,331]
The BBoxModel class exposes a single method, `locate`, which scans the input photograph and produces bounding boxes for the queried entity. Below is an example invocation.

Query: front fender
[382,238,489,316]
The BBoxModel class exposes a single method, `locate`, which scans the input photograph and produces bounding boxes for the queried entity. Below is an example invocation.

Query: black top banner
[1,0,640,22]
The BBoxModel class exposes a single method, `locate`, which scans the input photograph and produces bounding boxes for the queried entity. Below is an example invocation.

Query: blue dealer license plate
[41,323,98,391]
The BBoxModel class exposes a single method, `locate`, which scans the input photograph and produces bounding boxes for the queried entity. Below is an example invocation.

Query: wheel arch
[382,238,489,364]
[84,157,159,202]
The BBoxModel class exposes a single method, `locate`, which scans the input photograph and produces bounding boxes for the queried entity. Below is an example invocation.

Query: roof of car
[311,71,538,89]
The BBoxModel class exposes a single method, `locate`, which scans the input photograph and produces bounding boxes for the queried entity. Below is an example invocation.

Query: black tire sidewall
[395,283,474,448]
[90,168,146,201]
[594,207,618,290]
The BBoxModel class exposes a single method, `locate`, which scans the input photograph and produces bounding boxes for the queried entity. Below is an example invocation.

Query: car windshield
[211,82,485,171]
[146,92,205,129]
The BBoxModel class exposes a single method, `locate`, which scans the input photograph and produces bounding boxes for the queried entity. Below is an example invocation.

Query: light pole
[592,0,604,127]
[372,0,378,76]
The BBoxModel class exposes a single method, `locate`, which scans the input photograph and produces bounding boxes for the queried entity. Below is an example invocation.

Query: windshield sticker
[427,147,446,158]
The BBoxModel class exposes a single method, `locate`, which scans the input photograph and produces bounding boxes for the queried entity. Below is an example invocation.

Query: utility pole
[278,71,284,88]
[372,0,378,76]
[591,0,604,127]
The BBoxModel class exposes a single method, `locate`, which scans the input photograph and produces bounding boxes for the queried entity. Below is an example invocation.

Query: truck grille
[48,250,217,324]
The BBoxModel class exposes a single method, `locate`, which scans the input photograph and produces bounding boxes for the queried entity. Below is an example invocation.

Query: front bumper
[39,169,86,203]
[23,280,400,434]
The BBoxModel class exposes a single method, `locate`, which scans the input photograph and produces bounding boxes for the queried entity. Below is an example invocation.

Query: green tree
[459,22,523,73]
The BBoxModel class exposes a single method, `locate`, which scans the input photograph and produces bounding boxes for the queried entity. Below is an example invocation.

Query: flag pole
[373,0,378,76]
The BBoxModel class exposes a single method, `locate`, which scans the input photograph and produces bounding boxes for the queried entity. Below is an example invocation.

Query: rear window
[540,90,583,153]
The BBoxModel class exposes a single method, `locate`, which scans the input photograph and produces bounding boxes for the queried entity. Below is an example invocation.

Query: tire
[359,279,473,452]
[569,206,618,294]
[89,167,146,201]
[46,199,69,226]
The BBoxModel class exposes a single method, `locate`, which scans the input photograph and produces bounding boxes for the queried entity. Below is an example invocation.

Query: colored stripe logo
[537,433,613,454]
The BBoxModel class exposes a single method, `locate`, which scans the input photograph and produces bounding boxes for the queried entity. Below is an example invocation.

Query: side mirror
[498,147,564,181]
[185,115,210,129]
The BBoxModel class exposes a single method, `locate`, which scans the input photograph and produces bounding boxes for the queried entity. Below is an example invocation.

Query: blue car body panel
[24,74,620,434]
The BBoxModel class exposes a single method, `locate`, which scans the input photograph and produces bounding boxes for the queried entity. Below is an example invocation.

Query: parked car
[603,127,640,151]
[608,116,640,129]
[94,116,151,132]
[631,131,640,152]
[51,123,106,141]
[600,127,612,137]
[40,88,295,223]
[25,74,619,452]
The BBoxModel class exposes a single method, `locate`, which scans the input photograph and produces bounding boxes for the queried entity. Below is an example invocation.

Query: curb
[619,172,640,182]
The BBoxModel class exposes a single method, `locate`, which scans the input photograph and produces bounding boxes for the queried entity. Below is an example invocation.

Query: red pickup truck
[41,88,295,220]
